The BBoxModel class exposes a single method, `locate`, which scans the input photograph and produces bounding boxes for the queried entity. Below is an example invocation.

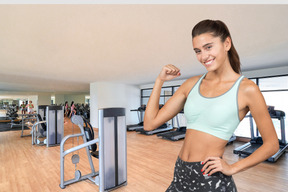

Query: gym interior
[0,3,288,192]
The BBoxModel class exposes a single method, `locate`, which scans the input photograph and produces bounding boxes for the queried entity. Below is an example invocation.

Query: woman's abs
[179,129,228,162]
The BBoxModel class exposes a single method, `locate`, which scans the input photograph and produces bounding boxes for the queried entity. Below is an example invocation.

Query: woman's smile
[204,58,215,67]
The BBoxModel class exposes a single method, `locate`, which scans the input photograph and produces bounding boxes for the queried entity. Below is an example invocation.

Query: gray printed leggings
[166,157,237,192]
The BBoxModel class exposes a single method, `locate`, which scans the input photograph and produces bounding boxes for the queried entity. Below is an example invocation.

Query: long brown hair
[192,20,241,74]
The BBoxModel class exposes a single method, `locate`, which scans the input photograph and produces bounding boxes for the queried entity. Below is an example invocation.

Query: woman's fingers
[201,157,230,176]
[159,64,181,81]
[202,162,220,175]
[164,64,181,75]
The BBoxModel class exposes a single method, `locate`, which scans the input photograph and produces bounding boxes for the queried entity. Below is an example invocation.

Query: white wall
[90,82,140,128]
[38,93,51,105]
[55,94,65,105]
[64,94,87,105]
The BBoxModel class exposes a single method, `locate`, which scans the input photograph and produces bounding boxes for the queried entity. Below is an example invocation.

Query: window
[259,76,288,91]
[141,86,176,126]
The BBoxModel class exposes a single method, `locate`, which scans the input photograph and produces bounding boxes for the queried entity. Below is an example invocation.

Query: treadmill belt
[241,143,262,154]
[161,131,184,137]
[158,130,186,141]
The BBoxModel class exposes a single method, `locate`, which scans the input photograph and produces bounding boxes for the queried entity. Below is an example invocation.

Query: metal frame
[46,106,64,147]
[98,108,127,191]
[234,111,288,162]
[60,115,98,189]
[19,113,37,137]
[31,105,64,147]
[60,108,127,191]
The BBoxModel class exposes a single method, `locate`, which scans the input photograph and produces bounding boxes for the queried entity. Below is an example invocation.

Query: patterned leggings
[166,157,237,192]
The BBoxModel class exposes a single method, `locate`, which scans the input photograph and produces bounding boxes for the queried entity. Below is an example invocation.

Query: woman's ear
[224,37,232,51]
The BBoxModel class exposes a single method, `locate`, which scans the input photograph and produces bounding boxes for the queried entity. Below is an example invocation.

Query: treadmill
[138,122,174,135]
[157,111,186,141]
[126,105,146,131]
[233,107,288,162]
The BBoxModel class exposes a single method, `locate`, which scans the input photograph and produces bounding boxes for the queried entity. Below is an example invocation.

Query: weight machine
[60,108,127,191]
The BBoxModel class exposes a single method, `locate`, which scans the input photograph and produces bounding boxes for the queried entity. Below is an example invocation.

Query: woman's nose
[201,51,209,62]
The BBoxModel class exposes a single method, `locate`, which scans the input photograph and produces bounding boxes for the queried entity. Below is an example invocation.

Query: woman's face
[192,33,231,72]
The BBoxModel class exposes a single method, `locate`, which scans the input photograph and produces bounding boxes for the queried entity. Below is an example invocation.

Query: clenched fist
[158,64,181,82]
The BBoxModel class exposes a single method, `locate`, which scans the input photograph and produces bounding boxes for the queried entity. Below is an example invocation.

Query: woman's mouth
[204,59,214,67]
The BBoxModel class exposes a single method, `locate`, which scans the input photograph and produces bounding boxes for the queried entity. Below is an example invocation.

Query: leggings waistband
[177,156,202,165]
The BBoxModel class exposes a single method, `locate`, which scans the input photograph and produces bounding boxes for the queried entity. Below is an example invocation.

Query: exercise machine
[60,108,127,191]
[126,105,146,131]
[233,107,288,162]
[138,122,174,135]
[0,105,21,127]
[32,105,64,147]
[129,104,174,135]
[157,111,186,141]
[75,103,90,120]
[227,134,236,145]
[19,113,37,137]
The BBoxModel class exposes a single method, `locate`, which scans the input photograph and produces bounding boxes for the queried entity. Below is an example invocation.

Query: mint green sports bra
[184,73,245,141]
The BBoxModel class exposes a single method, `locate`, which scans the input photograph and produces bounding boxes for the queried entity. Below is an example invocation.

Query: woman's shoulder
[179,74,203,96]
[239,77,261,96]
[183,75,203,87]
[185,74,203,83]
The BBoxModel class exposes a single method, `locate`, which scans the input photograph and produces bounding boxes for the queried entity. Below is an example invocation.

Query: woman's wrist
[230,163,240,175]
[156,76,165,84]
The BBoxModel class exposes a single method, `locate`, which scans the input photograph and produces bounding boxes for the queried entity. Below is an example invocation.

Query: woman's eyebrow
[203,42,213,48]
[193,42,214,51]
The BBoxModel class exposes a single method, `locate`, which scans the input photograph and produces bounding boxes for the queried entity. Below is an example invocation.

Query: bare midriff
[179,129,228,162]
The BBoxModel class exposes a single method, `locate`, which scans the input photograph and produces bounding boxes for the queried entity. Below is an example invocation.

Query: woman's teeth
[204,59,213,66]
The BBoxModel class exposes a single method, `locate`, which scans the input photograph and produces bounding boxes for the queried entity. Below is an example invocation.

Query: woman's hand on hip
[201,157,236,176]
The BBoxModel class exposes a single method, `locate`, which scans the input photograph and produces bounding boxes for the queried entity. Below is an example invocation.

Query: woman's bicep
[144,77,197,131]
[151,91,186,129]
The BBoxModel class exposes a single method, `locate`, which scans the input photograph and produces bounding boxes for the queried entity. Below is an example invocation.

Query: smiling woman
[192,20,240,74]
[144,19,279,192]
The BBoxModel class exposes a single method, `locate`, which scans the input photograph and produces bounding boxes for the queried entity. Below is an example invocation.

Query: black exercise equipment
[32,105,64,147]
[83,117,98,158]
[157,111,186,141]
[138,122,174,135]
[126,105,146,131]
[233,107,288,162]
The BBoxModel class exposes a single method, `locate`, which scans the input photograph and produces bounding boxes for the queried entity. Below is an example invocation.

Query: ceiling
[0,4,288,96]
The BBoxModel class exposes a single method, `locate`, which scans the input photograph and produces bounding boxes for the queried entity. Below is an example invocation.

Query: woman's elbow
[271,140,279,155]
[143,120,155,131]
[267,138,279,156]
[143,123,152,131]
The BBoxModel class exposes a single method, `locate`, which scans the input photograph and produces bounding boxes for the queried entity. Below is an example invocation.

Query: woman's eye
[206,46,212,50]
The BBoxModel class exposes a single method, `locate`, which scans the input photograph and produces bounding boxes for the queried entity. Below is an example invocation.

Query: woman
[20,101,26,115]
[144,20,279,191]
[26,100,34,114]
[69,101,76,118]
[64,101,69,117]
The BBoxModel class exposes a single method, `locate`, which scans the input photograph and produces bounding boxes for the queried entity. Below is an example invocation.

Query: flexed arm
[144,64,187,131]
